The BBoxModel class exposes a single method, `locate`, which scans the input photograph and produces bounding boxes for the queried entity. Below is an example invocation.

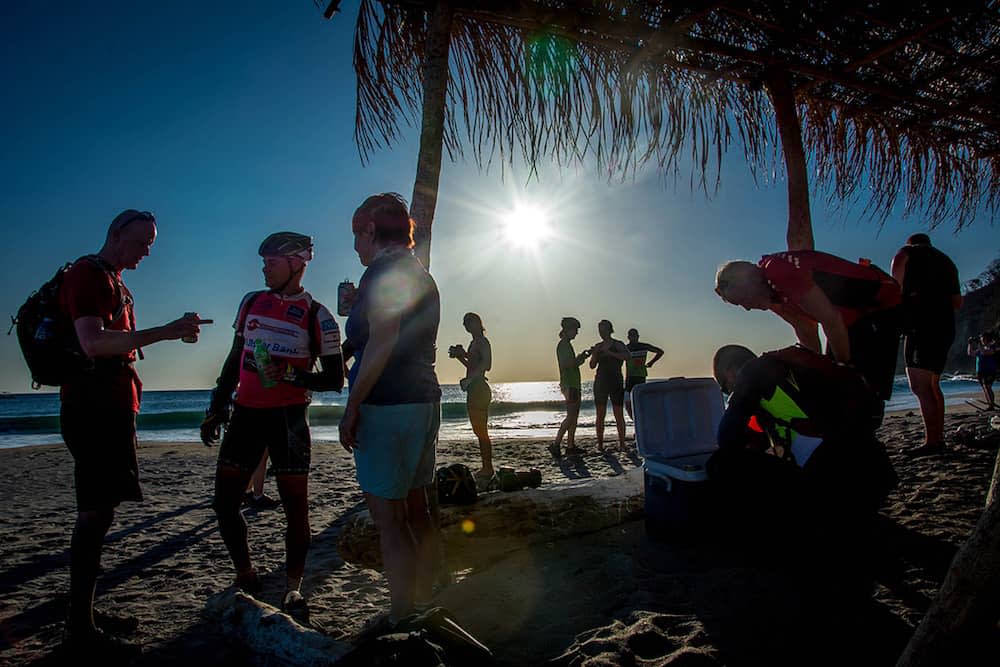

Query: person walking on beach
[59,210,206,656]
[450,312,494,480]
[714,250,902,422]
[968,331,997,410]
[624,328,664,420]
[201,232,343,620]
[891,234,963,456]
[551,317,590,458]
[589,319,630,452]
[339,193,442,630]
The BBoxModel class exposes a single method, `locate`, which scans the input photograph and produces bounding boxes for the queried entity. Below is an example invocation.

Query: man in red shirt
[714,250,902,415]
[60,209,205,655]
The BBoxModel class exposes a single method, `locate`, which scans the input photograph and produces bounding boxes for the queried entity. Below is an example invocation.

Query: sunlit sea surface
[0,376,984,449]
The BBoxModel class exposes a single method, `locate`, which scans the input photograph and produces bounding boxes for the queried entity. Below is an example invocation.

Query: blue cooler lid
[632,377,723,463]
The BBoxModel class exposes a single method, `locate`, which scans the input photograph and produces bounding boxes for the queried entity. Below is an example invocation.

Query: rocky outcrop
[337,468,645,571]
[950,277,1000,373]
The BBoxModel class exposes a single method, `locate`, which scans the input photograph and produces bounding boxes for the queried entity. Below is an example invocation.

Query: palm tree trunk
[765,71,814,252]
[410,1,454,271]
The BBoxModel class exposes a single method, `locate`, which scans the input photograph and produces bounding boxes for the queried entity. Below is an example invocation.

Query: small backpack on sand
[436,463,478,505]
[10,256,122,388]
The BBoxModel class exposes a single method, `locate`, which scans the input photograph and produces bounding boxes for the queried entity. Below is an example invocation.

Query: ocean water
[0,376,984,450]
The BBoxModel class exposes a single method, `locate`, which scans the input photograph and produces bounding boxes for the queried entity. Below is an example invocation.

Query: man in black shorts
[201,232,343,620]
[891,234,962,456]
[589,319,630,452]
[624,328,664,420]
[59,210,205,656]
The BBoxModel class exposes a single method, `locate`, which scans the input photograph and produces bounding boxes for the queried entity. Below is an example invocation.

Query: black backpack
[436,463,478,505]
[11,256,123,389]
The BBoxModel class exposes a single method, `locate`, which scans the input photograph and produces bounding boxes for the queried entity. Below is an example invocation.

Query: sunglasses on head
[116,211,155,231]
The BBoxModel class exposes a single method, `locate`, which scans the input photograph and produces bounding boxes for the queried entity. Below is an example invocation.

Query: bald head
[102,210,157,270]
[715,260,771,310]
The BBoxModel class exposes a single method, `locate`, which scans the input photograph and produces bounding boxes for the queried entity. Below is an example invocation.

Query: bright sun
[502,205,552,249]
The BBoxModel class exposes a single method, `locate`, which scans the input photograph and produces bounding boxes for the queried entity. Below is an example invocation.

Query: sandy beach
[1,405,998,666]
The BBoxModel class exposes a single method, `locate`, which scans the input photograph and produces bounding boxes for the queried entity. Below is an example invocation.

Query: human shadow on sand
[557,455,592,479]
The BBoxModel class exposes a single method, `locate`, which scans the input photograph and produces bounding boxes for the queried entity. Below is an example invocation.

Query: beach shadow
[630,532,915,667]
[0,499,213,599]
[871,514,959,609]
[600,452,626,476]
[558,456,591,479]
[1,515,218,660]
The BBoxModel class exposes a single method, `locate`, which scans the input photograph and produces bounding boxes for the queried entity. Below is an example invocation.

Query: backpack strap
[79,255,126,323]
[235,291,266,334]
[78,254,144,360]
[307,299,322,364]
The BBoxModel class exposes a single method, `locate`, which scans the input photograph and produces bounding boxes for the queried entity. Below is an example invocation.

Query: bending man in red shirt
[715,250,902,414]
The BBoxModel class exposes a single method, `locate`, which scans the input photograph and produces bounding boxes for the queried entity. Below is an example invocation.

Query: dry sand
[1,405,997,666]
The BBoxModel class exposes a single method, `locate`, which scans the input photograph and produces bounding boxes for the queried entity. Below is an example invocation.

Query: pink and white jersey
[233,290,342,408]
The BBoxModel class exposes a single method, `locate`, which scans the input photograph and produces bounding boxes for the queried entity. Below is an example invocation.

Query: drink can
[337,280,355,317]
[182,312,197,343]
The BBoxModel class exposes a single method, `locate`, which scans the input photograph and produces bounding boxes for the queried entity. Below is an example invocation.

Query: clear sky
[1,1,996,393]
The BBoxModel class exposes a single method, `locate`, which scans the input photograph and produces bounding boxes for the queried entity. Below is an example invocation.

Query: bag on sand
[336,630,448,667]
[339,607,492,667]
[436,463,477,505]
[395,606,493,666]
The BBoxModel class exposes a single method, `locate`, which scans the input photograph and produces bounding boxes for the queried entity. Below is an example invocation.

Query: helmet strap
[272,257,305,295]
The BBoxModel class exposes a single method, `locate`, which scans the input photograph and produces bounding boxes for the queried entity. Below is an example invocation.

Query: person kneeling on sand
[709,344,897,596]
[201,232,344,621]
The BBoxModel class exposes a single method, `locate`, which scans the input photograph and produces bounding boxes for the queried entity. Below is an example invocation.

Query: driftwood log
[204,590,352,666]
[895,447,1000,666]
[337,468,644,571]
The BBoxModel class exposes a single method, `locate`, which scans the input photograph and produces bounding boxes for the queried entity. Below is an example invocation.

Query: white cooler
[631,377,724,541]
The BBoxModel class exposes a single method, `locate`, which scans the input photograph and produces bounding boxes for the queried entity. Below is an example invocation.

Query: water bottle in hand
[254,340,277,388]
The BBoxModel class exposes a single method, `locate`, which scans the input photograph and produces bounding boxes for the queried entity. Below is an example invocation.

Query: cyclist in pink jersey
[201,232,343,622]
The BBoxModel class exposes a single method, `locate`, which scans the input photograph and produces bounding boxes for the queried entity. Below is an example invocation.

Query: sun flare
[502,205,552,249]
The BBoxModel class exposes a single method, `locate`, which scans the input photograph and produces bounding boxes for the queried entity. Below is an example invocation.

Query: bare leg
[405,486,438,606]
[981,378,996,408]
[366,493,418,621]
[470,410,493,478]
[906,367,945,445]
[595,401,607,451]
[565,399,580,450]
[68,508,114,635]
[612,402,627,450]
[248,450,268,497]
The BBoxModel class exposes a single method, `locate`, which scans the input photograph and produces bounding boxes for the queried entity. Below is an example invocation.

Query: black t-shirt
[717,346,879,451]
[899,245,960,331]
